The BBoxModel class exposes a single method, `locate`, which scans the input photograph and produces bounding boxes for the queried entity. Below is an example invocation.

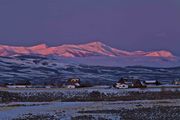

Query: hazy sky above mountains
[0,0,180,55]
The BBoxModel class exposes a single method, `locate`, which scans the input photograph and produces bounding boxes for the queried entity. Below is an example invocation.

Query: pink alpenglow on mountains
[0,42,175,58]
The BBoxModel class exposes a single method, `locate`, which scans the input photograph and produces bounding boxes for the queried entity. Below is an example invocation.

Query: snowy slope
[0,55,180,85]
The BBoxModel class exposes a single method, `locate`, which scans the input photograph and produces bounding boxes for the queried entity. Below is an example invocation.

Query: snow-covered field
[0,87,180,120]
[1,85,180,93]
[1,99,180,120]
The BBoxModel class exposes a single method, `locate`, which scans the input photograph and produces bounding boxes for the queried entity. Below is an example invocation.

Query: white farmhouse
[66,85,76,89]
[115,83,128,89]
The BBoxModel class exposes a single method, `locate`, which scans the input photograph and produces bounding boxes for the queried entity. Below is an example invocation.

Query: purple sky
[0,0,180,55]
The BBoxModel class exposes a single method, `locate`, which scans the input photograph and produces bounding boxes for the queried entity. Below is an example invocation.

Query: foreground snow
[0,86,180,120]
[0,99,180,120]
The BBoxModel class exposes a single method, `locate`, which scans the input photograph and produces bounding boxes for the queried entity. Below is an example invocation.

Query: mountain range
[0,41,175,58]
[0,41,179,67]
[0,42,179,84]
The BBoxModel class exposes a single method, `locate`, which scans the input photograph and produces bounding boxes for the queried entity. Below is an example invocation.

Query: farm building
[66,85,76,89]
[114,78,129,89]
[172,79,180,85]
[65,78,81,88]
[131,79,146,88]
[6,80,31,88]
[143,80,161,86]
[115,83,128,89]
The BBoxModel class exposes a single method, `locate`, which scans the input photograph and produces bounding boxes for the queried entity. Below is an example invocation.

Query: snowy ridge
[0,41,175,58]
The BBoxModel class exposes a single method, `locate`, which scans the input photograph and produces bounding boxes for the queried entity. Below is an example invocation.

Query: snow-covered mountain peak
[0,41,176,59]
[84,41,106,47]
[146,50,174,58]
[29,44,48,50]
